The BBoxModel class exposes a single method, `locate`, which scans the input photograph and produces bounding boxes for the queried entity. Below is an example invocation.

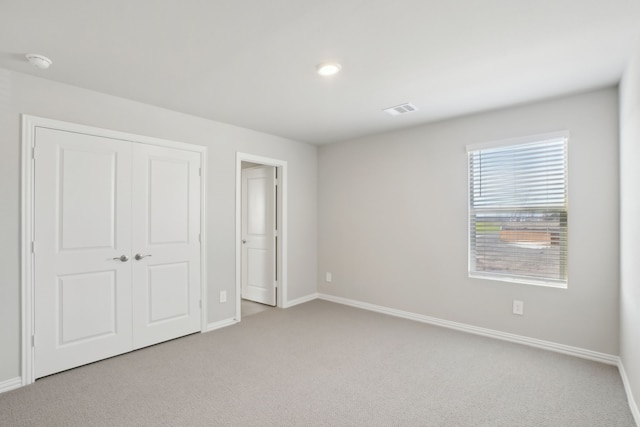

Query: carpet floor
[241,299,275,317]
[0,300,635,426]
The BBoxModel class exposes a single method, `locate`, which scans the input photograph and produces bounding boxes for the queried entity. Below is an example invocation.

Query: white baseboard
[317,293,618,365]
[283,293,318,308]
[205,318,239,332]
[619,360,640,425]
[0,376,22,394]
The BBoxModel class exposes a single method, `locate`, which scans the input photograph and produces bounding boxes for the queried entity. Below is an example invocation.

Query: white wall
[0,69,318,383]
[620,39,640,418]
[318,88,620,355]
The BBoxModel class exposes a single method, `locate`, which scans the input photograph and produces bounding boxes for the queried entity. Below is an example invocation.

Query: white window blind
[467,136,568,287]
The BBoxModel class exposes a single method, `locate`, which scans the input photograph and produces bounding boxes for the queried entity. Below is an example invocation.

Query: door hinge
[31,335,35,347]
[31,241,35,254]
[199,300,202,309]
[199,168,201,177]
[198,233,201,243]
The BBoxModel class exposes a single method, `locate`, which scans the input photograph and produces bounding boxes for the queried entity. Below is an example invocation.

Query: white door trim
[20,115,208,386]
[235,153,288,321]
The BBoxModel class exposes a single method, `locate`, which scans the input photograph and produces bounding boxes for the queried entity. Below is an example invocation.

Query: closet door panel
[34,127,133,379]
[131,144,201,349]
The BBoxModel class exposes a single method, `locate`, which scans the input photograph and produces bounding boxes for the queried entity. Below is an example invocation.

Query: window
[467,133,568,287]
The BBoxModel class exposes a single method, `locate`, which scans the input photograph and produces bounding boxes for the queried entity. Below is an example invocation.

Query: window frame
[466,131,569,288]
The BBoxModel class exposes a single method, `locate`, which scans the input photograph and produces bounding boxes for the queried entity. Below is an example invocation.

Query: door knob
[135,253,152,260]
[113,255,129,262]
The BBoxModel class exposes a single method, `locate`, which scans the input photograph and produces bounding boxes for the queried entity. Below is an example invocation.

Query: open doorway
[235,153,287,321]
[241,299,274,317]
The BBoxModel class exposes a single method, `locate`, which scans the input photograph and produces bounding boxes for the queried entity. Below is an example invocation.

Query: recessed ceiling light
[316,62,342,77]
[25,54,53,70]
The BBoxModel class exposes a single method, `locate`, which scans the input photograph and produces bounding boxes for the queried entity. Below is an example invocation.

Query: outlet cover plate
[513,299,524,315]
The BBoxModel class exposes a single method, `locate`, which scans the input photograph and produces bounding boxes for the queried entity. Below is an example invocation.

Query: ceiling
[1,1,639,145]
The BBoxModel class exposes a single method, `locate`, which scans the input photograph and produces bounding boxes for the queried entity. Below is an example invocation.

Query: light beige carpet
[241,298,275,317]
[0,300,635,426]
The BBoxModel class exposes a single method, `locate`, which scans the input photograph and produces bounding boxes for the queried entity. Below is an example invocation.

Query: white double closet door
[33,127,202,379]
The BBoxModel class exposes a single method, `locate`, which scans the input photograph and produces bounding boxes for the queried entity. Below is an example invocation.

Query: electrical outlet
[220,291,227,303]
[513,299,524,315]
[325,272,332,283]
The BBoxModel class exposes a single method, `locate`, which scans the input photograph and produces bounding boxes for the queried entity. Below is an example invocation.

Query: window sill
[469,272,567,289]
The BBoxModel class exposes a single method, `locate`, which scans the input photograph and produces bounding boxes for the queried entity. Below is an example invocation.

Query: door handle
[135,253,152,260]
[113,255,129,262]
[242,240,247,244]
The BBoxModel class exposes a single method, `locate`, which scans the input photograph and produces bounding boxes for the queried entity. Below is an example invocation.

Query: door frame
[235,153,287,321]
[20,115,208,386]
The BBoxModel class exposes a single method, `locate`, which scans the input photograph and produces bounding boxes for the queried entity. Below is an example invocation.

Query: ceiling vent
[383,103,419,116]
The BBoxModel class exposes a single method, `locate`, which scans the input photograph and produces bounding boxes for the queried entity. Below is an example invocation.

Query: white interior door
[131,144,202,348]
[34,128,133,378]
[33,126,203,379]
[241,166,276,306]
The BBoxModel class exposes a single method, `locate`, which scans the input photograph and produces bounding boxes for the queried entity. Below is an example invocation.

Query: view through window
[467,135,568,287]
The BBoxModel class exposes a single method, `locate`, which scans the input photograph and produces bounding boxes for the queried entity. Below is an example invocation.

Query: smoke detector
[383,103,419,116]
[25,54,52,70]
